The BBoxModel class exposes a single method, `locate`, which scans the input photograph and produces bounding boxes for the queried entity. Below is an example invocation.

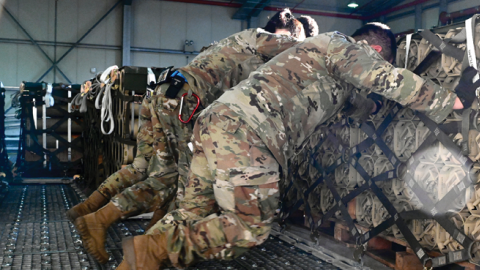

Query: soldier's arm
[255,29,299,59]
[326,36,457,123]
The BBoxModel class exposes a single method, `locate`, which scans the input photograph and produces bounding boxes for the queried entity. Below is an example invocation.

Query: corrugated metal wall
[0,0,366,88]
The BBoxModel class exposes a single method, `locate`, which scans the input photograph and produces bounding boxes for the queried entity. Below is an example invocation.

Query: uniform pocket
[229,166,279,186]
[229,167,280,223]
[216,114,242,135]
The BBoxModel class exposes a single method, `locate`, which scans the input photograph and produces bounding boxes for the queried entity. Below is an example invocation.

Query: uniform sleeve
[326,35,457,123]
[255,29,299,59]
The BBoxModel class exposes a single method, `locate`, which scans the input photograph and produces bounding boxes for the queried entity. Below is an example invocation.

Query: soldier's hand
[455,67,480,109]
[343,91,375,125]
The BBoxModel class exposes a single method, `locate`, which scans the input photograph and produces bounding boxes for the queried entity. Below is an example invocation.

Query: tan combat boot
[121,234,168,270]
[116,259,130,270]
[75,202,123,264]
[66,191,108,223]
[145,208,167,232]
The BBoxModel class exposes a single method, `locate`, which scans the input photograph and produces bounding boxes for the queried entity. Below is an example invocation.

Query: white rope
[100,82,114,135]
[97,65,118,135]
[94,78,104,110]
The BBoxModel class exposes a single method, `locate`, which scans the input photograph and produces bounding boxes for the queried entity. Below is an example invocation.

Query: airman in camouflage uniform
[111,25,303,213]
[71,14,309,264]
[116,24,464,270]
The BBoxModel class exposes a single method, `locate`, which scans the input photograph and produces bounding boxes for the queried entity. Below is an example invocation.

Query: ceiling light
[348,2,359,8]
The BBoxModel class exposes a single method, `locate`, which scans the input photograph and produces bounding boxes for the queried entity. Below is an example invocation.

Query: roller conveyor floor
[0,184,378,270]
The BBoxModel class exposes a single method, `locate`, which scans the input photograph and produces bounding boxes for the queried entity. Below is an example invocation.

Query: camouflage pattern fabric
[93,28,299,216]
[145,31,458,268]
[180,28,300,106]
[146,103,280,268]
[111,83,196,215]
[97,98,157,199]
[217,31,457,172]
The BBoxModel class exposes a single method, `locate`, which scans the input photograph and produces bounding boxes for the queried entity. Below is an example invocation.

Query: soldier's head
[293,19,306,41]
[297,16,319,38]
[263,8,296,36]
[351,22,397,64]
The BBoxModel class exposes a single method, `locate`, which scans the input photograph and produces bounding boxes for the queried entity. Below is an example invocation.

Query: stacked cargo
[281,15,480,268]
[75,66,165,190]
[13,83,83,178]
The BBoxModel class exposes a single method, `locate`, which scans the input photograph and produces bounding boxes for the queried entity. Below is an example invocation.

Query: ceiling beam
[269,1,360,15]
[164,0,450,21]
[364,0,431,20]
[164,0,364,19]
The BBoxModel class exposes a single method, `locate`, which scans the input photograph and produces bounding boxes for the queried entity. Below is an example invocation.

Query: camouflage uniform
[95,28,299,216]
[97,97,162,200]
[146,31,457,268]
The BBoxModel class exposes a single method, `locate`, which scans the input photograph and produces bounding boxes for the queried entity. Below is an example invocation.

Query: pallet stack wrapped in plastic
[74,66,167,190]
[12,82,83,178]
[281,15,480,268]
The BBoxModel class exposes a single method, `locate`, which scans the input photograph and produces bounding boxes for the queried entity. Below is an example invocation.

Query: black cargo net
[280,16,480,268]
[14,83,83,179]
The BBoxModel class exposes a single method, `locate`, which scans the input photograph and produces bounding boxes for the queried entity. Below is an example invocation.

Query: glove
[455,67,480,109]
[343,91,375,124]
[366,92,383,115]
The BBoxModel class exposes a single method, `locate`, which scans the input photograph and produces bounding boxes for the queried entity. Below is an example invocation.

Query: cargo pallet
[310,216,480,270]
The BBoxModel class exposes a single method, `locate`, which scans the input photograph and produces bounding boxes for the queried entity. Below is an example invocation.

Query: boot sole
[122,237,137,270]
[75,217,109,264]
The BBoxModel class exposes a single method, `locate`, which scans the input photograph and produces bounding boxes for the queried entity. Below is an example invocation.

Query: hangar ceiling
[174,0,411,20]
[171,0,455,22]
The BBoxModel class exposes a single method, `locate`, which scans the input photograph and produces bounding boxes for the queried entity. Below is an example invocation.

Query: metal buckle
[178,92,200,124]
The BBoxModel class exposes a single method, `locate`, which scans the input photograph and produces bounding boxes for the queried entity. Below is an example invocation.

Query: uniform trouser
[96,99,155,200]
[146,103,281,268]
[100,84,197,216]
